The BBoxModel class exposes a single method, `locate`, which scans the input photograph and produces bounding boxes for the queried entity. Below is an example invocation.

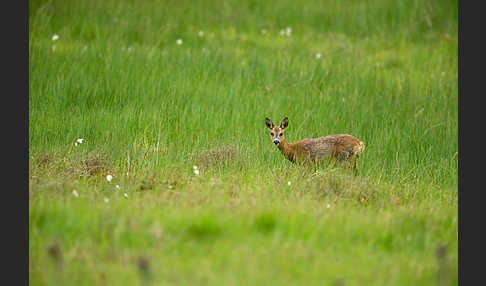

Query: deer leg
[351,156,359,176]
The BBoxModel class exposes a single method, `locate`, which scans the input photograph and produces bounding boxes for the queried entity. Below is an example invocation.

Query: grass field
[29,0,458,285]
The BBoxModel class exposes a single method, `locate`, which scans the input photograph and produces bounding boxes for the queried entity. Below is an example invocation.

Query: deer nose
[273,139,280,145]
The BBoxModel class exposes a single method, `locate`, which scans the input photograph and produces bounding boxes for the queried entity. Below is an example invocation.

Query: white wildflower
[168,185,173,189]
[72,190,79,197]
[52,34,59,41]
[176,39,183,45]
[285,27,292,36]
[326,204,331,209]
[124,193,128,198]
[280,27,292,37]
[287,181,292,186]
[315,52,321,59]
[198,31,204,37]
[106,175,113,182]
[115,184,120,190]
[193,165,198,170]
[104,197,110,203]
[74,138,84,146]
[194,169,200,175]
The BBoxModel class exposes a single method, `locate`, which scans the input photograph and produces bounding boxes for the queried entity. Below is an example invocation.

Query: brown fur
[266,117,365,173]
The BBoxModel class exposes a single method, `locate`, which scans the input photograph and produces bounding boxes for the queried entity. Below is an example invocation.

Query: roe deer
[265,117,365,174]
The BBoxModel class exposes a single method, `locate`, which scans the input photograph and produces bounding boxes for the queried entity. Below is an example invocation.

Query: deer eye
[279,133,283,137]
[270,133,274,136]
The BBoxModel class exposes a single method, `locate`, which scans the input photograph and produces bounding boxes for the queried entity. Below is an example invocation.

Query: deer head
[265,117,289,146]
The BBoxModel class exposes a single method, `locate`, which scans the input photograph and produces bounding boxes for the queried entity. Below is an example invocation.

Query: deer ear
[265,118,275,129]
[280,117,289,129]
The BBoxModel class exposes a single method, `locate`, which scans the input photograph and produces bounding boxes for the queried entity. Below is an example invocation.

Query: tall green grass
[29,0,458,285]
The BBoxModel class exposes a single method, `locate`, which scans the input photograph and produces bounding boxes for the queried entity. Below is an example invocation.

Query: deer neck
[277,139,296,162]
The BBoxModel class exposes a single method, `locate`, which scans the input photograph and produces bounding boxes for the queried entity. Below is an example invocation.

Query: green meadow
[29,0,458,285]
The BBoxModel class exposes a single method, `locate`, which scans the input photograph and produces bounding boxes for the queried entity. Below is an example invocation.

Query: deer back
[292,134,363,162]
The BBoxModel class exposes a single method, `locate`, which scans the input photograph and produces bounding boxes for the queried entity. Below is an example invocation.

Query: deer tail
[354,141,365,156]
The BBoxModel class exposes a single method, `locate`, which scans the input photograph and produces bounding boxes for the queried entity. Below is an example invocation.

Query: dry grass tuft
[31,151,112,179]
[300,171,380,204]
[137,171,171,191]
[197,144,247,171]
[79,153,111,177]
[47,242,62,263]
[140,177,157,191]
[36,152,57,169]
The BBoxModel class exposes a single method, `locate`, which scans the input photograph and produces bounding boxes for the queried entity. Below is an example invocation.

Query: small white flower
[285,27,292,36]
[315,52,321,59]
[198,31,204,37]
[106,175,113,182]
[194,169,200,175]
[124,193,128,198]
[326,204,331,209]
[287,181,292,186]
[193,165,198,170]
[74,138,84,147]
[115,184,120,190]
[176,39,183,45]
[72,190,79,197]
[168,185,173,189]
[52,34,59,41]
[104,197,110,203]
